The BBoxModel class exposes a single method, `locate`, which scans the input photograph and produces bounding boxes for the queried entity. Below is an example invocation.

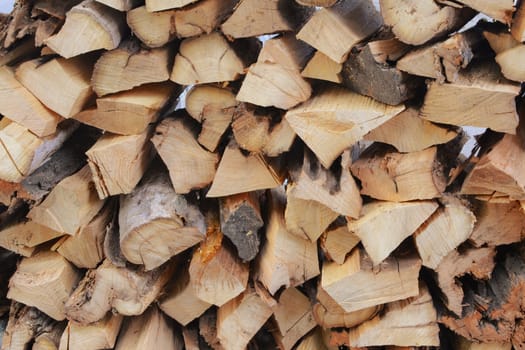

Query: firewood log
[0,219,62,257]
[198,309,224,350]
[95,0,141,11]
[312,302,380,329]
[296,328,330,350]
[58,313,123,350]
[301,51,343,83]
[32,320,64,350]
[320,220,360,265]
[145,0,198,12]
[436,0,514,24]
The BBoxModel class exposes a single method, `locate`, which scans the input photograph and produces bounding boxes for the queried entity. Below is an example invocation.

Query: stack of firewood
[0,0,524,349]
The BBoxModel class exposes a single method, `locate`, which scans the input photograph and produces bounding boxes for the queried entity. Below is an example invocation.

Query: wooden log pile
[0,0,525,349]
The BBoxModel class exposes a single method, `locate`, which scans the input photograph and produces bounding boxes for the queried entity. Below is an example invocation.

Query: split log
[285,86,404,168]
[420,62,520,134]
[74,82,177,135]
[32,320,65,350]
[221,0,313,39]
[296,328,330,350]
[367,31,410,64]
[126,6,177,48]
[512,1,525,42]
[494,45,525,82]
[145,0,197,12]
[87,128,155,199]
[301,51,342,83]
[45,0,126,58]
[7,251,81,320]
[219,192,263,261]
[379,0,474,45]
[436,246,496,316]
[216,287,273,350]
[182,327,200,350]
[27,165,105,235]
[92,41,172,96]
[15,56,94,118]
[364,107,459,153]
[0,219,62,257]
[188,213,249,306]
[199,309,224,350]
[206,141,282,197]
[95,0,141,11]
[152,116,219,194]
[115,306,183,350]
[296,0,382,63]
[185,85,238,152]
[272,287,316,350]
[119,164,206,270]
[255,189,319,295]
[0,38,40,67]
[65,259,175,324]
[58,313,123,350]
[320,248,421,313]
[295,0,337,6]
[0,66,60,137]
[170,32,257,85]
[483,27,520,55]
[320,220,360,265]
[313,302,380,329]
[348,284,440,347]
[436,0,514,24]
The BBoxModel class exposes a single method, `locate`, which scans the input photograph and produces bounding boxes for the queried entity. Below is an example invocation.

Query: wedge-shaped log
[301,51,343,83]
[0,219,62,257]
[58,313,123,350]
[16,56,94,118]
[420,62,520,134]
[320,249,421,313]
[348,201,438,265]
[95,0,141,11]
[348,284,440,347]
[146,0,197,11]
[313,302,380,329]
[297,0,382,63]
[0,67,61,137]
[119,165,206,270]
[256,189,320,295]
[217,287,273,350]
[320,220,360,265]
[285,87,404,168]
[65,259,175,324]
[436,0,514,24]
[45,0,126,58]
[8,251,81,320]
[152,116,219,194]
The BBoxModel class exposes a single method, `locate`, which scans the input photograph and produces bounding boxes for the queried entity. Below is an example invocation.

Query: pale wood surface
[58,313,123,350]
[512,1,525,42]
[320,222,360,265]
[95,0,141,11]
[0,219,62,257]
[145,0,198,12]
[313,302,380,329]
[301,51,342,83]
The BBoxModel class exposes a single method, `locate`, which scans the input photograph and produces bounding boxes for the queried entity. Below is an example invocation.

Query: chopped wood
[65,259,175,324]
[255,189,319,295]
[367,32,410,64]
[58,313,123,350]
[185,84,238,152]
[119,164,205,270]
[420,62,520,134]
[436,246,496,316]
[495,45,525,82]
[256,33,313,70]
[15,56,94,118]
[95,0,141,11]
[436,0,514,25]
[74,82,177,135]
[297,0,382,63]
[364,107,459,153]
[320,221,360,265]
[454,335,512,350]
[296,328,330,350]
[199,309,224,350]
[145,0,198,12]
[221,0,312,39]
[0,219,62,257]
[45,0,126,58]
[0,66,61,137]
[32,319,64,350]
[182,327,200,350]
[152,116,219,194]
[92,41,172,96]
[301,51,342,83]
[126,6,177,48]
[320,249,421,313]
[379,0,474,45]
[115,306,183,350]
[217,287,273,350]
[348,284,440,347]
[0,38,40,67]
[7,251,81,320]
[206,141,282,197]
[313,302,380,329]
[285,86,404,168]
[27,165,105,235]
[512,1,525,42]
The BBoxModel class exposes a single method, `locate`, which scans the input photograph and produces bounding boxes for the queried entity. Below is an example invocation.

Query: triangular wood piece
[320,220,360,265]
[313,302,380,329]
[59,313,123,350]
[145,0,197,11]
[0,219,62,257]
[301,51,343,83]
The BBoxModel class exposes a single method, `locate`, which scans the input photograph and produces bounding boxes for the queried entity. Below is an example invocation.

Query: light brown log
[296,328,330,350]
[15,56,94,118]
[512,1,525,42]
[27,165,105,236]
[221,0,312,39]
[45,0,126,58]
[364,107,458,153]
[347,201,438,265]
[32,320,64,350]
[126,6,177,47]
[0,219,62,257]
[216,287,273,350]
[74,83,177,135]
[313,302,380,329]
[92,41,172,96]
[185,85,238,152]
[367,31,410,64]
[437,0,514,24]
[0,66,61,137]
[0,38,39,67]
[115,306,183,350]
[272,287,316,350]
[145,0,197,11]
[188,214,249,306]
[206,141,282,197]
[152,116,219,194]
[58,313,123,350]
[301,51,342,83]
[320,249,421,313]
[119,165,206,270]
[379,0,474,45]
[420,62,520,134]
[255,189,319,295]
[7,251,81,320]
[65,259,175,324]
[297,0,382,63]
[495,45,525,82]
[198,309,224,350]
[348,284,440,347]
[320,221,360,265]
[95,0,141,11]
[87,129,155,199]
[285,86,404,168]
[182,327,200,350]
